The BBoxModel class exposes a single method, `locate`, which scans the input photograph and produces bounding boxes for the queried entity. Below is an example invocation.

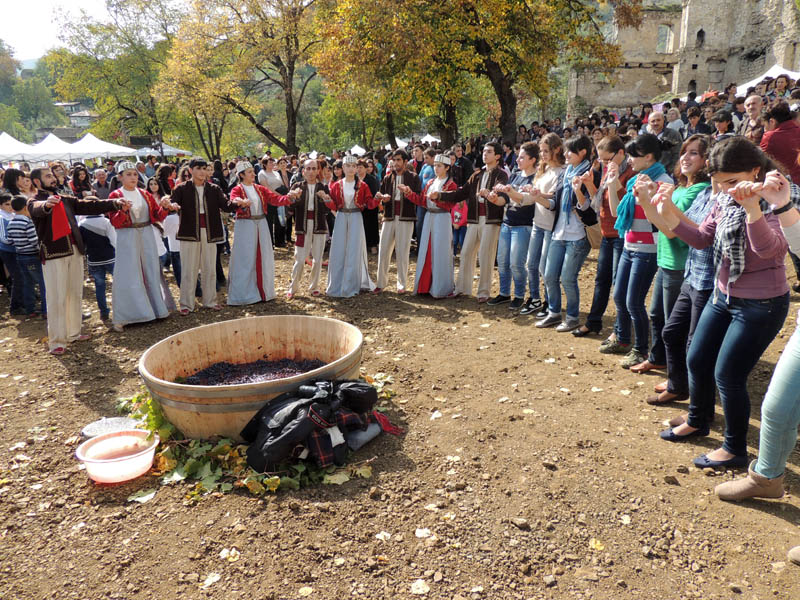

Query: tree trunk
[385,110,397,149]
[478,48,517,145]
[285,97,298,156]
[438,100,459,149]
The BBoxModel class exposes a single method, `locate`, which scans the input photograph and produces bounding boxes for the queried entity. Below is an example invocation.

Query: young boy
[6,195,46,318]
[78,213,116,320]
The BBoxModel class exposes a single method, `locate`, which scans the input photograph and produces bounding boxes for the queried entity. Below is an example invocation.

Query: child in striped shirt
[6,196,45,318]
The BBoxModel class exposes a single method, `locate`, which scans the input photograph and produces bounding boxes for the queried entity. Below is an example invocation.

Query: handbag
[583,223,602,250]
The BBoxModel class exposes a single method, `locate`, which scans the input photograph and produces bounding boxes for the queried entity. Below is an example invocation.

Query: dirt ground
[1,244,799,600]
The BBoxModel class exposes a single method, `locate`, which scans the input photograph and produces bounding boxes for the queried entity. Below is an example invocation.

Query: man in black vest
[374,150,421,293]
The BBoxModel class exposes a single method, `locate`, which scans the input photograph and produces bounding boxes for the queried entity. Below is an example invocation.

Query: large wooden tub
[138,316,363,440]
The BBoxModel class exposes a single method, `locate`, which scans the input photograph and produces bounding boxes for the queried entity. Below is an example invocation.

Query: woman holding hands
[317,155,378,297]
[711,170,800,565]
[650,137,790,470]
[400,154,459,298]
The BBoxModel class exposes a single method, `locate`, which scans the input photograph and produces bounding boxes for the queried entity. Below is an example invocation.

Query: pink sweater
[673,206,788,300]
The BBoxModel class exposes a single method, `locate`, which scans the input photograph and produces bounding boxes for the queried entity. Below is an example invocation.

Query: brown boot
[715,461,784,502]
[789,546,800,566]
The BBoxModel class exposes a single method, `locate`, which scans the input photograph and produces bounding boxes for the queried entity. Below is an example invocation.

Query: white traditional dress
[227,183,292,305]
[325,177,376,297]
[108,187,169,327]
[406,177,459,298]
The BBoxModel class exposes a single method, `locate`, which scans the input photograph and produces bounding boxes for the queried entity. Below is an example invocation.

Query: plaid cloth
[307,408,375,468]
[683,187,716,291]
[712,193,771,300]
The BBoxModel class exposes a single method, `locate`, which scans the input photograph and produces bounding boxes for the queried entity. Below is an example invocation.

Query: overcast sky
[1,0,108,61]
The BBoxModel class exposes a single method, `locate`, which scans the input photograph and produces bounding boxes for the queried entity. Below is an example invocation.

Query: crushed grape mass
[182,357,326,385]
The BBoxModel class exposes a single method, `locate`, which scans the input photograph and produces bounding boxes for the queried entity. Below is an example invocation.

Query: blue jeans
[647,267,686,364]
[88,263,114,317]
[543,237,590,320]
[497,223,532,298]
[526,227,552,302]
[662,282,712,396]
[453,226,467,253]
[16,253,46,315]
[613,249,658,354]
[754,325,800,478]
[415,205,427,242]
[686,293,789,457]
[169,251,181,285]
[586,236,624,331]
[0,249,24,312]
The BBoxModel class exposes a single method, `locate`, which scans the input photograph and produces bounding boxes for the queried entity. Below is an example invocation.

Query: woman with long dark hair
[3,168,26,196]
[630,135,712,376]
[654,137,790,470]
[711,169,800,566]
[634,135,714,405]
[69,165,93,198]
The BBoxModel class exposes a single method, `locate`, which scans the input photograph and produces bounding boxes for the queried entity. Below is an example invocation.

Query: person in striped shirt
[6,196,45,318]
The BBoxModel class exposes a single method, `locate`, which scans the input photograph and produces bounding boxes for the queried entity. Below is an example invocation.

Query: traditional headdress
[235,161,253,174]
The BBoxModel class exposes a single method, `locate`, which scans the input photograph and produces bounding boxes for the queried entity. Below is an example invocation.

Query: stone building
[567,0,800,117]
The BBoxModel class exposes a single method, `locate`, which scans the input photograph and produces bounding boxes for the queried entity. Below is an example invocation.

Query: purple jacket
[673,205,788,300]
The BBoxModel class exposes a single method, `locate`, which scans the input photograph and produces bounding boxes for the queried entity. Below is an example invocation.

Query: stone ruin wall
[567,0,800,118]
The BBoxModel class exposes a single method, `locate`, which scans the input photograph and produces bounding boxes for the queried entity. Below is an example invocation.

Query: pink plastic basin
[75,429,160,483]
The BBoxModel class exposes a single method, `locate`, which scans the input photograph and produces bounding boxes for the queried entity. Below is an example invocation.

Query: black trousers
[662,281,712,395]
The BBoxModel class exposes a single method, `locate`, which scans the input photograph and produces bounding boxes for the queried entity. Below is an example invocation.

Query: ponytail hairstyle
[707,136,778,182]
[625,133,662,163]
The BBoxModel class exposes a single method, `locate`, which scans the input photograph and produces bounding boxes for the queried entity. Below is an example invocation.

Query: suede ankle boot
[715,460,784,502]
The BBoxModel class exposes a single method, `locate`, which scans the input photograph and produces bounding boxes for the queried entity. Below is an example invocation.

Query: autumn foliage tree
[164,0,319,155]
[316,0,642,144]
[49,0,185,145]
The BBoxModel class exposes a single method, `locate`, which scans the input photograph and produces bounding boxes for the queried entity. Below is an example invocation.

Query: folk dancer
[374,150,421,293]
[107,161,175,332]
[286,159,330,298]
[399,154,459,298]
[170,157,235,314]
[318,155,379,297]
[434,142,509,302]
[227,161,298,305]
[27,167,124,355]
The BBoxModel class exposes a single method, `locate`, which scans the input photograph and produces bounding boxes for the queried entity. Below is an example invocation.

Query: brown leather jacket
[289,181,330,234]
[379,170,421,220]
[172,180,234,243]
[27,190,121,262]
[438,167,509,225]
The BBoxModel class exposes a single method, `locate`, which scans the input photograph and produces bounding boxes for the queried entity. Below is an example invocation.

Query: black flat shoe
[572,325,601,338]
[659,426,710,442]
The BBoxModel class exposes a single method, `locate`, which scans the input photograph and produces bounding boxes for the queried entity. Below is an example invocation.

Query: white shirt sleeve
[781,218,800,255]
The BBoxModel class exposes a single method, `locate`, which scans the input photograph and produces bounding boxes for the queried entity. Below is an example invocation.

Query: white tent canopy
[70,133,135,159]
[135,142,191,157]
[29,133,80,161]
[0,132,38,162]
[420,134,440,144]
[736,64,800,98]
[349,144,366,156]
[0,131,139,162]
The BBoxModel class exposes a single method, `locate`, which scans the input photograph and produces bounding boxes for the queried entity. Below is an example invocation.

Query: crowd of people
[1,75,800,564]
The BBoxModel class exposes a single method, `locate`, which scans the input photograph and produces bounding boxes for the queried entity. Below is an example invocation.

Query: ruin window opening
[696,29,705,49]
[656,25,674,54]
[688,80,697,93]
